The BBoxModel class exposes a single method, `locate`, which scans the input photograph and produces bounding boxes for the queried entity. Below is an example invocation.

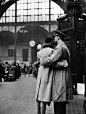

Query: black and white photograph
[0,0,85,114]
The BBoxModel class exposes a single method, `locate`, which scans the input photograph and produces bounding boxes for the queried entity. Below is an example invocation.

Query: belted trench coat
[42,42,73,102]
[35,46,54,102]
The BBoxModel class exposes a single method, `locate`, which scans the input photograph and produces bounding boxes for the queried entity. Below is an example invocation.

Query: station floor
[0,75,85,114]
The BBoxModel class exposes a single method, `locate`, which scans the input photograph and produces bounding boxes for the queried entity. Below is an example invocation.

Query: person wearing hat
[35,37,54,114]
[40,31,73,114]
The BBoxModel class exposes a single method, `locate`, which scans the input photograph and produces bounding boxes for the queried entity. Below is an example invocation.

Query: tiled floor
[0,76,85,114]
[46,94,85,114]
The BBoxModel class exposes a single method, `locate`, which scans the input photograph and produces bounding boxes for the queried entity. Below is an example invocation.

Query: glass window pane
[42,15,45,21]
[31,9,34,15]
[9,16,13,22]
[24,16,27,22]
[31,0,34,2]
[35,0,39,2]
[31,15,34,21]
[31,2,34,8]
[2,17,5,23]
[28,16,31,22]
[45,9,49,14]
[0,18,2,23]
[17,10,20,15]
[6,17,9,22]
[11,4,15,10]
[19,9,23,15]
[28,3,31,9]
[54,14,58,20]
[34,16,38,21]
[45,15,49,21]
[20,15,23,22]
[51,15,54,21]
[6,11,9,16]
[45,2,49,8]
[42,2,45,8]
[8,49,14,57]
[51,8,53,14]
[18,3,24,10]
[23,4,27,9]
[34,3,38,8]
[39,2,42,8]
[23,0,27,3]
[34,9,38,15]
[28,10,31,15]
[10,4,13,10]
[39,15,42,21]
[39,9,42,15]
[10,10,12,16]
[19,0,23,4]
[42,9,46,14]
[17,16,20,22]
[12,17,15,22]
[23,10,27,15]
[12,11,15,16]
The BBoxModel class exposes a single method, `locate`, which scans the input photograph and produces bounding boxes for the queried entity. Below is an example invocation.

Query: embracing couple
[35,31,73,114]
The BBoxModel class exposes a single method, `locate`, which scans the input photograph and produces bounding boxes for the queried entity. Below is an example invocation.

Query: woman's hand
[57,60,68,67]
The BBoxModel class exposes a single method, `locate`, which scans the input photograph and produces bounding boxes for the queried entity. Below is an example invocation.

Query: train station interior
[0,0,86,114]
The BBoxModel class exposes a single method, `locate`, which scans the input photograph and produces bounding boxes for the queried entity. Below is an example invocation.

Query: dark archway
[17,24,48,45]
[17,24,48,63]
[0,31,14,45]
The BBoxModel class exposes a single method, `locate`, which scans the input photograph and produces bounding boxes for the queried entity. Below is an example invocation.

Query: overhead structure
[52,0,86,14]
[0,0,19,18]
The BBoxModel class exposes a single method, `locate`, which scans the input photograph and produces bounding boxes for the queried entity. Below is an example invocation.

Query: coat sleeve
[41,45,62,65]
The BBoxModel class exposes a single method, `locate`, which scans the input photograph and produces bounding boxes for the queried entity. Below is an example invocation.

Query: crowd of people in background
[0,61,38,82]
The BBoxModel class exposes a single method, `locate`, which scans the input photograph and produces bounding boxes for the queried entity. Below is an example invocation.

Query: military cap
[52,31,66,40]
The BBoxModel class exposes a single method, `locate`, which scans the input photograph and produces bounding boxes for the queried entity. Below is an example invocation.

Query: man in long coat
[41,31,73,114]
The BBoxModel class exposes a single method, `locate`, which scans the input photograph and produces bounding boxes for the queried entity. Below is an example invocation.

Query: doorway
[22,49,28,61]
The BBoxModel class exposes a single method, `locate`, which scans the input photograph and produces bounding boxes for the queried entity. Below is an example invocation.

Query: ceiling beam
[0,0,19,18]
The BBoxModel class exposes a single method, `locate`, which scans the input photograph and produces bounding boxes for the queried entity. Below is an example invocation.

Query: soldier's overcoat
[43,42,73,102]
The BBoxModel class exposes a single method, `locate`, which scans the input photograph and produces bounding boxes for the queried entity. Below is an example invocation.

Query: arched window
[0,0,64,23]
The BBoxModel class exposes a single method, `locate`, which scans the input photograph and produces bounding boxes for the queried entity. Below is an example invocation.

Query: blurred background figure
[3,62,10,81]
[23,64,27,76]
[28,62,33,77]
[10,62,17,81]
[32,63,38,78]
[0,61,4,82]
[15,62,21,79]
[34,61,40,79]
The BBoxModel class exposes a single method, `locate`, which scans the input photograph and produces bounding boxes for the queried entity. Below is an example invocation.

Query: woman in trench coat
[41,31,73,114]
[35,37,54,114]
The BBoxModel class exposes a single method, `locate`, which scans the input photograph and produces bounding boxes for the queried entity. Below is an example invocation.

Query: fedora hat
[52,31,66,40]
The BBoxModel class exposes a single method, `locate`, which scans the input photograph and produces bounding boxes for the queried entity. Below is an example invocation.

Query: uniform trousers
[53,102,66,114]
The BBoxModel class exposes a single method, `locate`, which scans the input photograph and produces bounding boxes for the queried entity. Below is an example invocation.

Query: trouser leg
[41,102,46,114]
[53,102,66,114]
[36,100,41,114]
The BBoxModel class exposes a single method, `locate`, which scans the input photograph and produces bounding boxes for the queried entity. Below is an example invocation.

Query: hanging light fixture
[29,40,36,47]
[29,24,36,47]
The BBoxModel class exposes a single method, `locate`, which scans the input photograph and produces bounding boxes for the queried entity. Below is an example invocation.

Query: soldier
[41,31,73,114]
